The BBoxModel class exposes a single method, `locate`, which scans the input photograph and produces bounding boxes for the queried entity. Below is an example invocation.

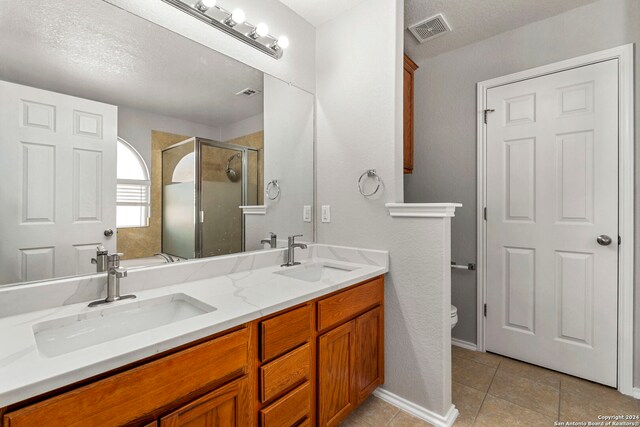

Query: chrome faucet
[281,235,308,267]
[261,232,277,248]
[88,253,136,307]
[154,252,175,263]
[90,245,109,273]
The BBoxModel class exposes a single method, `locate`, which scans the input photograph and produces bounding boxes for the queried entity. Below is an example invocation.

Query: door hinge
[483,109,495,124]
[618,235,622,245]
[483,207,487,221]
[484,303,487,317]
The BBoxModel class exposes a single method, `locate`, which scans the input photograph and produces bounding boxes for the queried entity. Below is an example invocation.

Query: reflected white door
[0,81,117,284]
[485,60,618,386]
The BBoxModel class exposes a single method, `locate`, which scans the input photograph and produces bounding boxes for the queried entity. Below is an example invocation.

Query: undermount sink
[33,293,216,357]
[274,261,359,283]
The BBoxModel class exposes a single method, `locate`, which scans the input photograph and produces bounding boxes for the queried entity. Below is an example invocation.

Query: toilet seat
[450,305,458,329]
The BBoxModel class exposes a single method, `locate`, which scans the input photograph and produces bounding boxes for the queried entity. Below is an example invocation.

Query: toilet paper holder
[451,261,476,271]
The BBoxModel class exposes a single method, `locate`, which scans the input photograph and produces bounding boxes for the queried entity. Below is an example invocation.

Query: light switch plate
[303,205,312,222]
[321,205,331,223]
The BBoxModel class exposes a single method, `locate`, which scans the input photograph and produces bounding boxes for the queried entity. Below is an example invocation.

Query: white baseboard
[373,388,459,427]
[451,338,477,351]
[633,387,640,399]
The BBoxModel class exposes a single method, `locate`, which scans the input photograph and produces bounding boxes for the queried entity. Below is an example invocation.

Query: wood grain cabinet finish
[259,382,311,427]
[355,307,384,403]
[160,377,250,427]
[260,305,311,362]
[317,278,385,427]
[317,277,384,332]
[404,54,419,174]
[3,328,249,427]
[318,321,357,427]
[259,343,311,403]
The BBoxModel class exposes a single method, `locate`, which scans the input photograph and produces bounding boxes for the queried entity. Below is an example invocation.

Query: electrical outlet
[321,205,331,223]
[303,205,312,222]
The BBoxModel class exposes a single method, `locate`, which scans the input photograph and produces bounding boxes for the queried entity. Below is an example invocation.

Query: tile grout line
[470,359,501,426]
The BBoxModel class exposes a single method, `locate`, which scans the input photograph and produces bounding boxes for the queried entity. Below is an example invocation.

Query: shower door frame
[195,137,259,258]
[161,137,259,258]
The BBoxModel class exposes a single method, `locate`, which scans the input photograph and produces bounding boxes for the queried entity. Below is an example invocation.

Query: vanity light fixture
[161,0,288,59]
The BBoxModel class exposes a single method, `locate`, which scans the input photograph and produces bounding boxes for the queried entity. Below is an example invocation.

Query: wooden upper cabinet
[404,54,419,174]
[160,376,251,427]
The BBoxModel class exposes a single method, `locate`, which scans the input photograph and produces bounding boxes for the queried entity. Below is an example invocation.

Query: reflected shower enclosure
[161,137,260,259]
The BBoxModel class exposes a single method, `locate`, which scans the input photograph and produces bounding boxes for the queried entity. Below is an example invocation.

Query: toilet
[451,305,458,329]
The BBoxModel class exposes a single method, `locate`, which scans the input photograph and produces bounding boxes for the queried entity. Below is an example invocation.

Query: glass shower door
[199,143,244,257]
[162,139,197,259]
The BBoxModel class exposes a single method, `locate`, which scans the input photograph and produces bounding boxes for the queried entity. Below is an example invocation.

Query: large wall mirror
[0,0,314,287]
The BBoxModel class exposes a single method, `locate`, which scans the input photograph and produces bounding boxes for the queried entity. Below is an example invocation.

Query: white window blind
[116,139,150,228]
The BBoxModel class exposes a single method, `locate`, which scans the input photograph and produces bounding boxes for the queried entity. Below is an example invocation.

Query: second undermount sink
[33,293,216,357]
[274,261,359,283]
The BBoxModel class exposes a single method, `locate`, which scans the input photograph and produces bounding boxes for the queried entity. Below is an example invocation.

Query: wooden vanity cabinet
[1,275,384,427]
[404,54,419,174]
[2,328,250,427]
[317,277,384,427]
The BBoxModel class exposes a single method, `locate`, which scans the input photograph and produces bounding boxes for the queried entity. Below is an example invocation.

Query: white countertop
[0,246,388,408]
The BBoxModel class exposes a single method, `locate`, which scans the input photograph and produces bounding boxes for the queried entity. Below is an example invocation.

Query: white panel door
[0,80,117,284]
[485,60,618,386]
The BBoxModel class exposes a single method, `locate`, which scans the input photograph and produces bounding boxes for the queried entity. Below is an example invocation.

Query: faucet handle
[269,232,276,237]
[288,234,303,244]
[96,245,108,255]
[110,266,128,278]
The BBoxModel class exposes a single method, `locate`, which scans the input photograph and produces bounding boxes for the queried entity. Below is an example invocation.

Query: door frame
[475,44,635,395]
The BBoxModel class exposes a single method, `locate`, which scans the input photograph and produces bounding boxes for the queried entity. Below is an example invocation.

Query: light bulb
[195,0,215,12]
[276,36,289,49]
[255,22,269,37]
[231,8,246,24]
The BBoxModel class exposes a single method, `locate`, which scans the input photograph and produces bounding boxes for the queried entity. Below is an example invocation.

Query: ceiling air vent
[235,88,262,97]
[408,13,451,43]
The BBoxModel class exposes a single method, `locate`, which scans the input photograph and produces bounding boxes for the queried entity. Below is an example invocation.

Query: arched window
[116,138,150,228]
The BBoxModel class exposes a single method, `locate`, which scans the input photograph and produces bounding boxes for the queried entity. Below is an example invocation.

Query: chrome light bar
[160,0,286,59]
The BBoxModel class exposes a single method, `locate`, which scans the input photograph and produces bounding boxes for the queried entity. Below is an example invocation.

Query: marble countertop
[0,245,388,408]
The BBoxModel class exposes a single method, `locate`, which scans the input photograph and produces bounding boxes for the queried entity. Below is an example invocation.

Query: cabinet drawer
[261,305,311,362]
[260,343,311,403]
[260,382,311,427]
[317,277,383,331]
[4,328,249,427]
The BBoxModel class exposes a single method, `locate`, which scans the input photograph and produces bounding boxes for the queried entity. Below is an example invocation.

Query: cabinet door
[355,307,384,403]
[318,321,356,427]
[160,377,250,427]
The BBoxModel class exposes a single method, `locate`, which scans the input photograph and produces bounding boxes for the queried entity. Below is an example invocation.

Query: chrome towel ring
[266,179,280,200]
[358,169,381,197]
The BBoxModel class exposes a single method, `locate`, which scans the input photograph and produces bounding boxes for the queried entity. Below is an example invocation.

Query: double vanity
[0,244,388,426]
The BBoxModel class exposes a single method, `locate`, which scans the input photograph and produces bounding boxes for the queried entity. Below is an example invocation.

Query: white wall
[403,0,640,386]
[118,105,222,169]
[263,75,314,242]
[220,113,264,141]
[316,0,454,418]
[104,0,315,93]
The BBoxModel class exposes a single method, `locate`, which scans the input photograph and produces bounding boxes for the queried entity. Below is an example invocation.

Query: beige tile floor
[341,346,640,427]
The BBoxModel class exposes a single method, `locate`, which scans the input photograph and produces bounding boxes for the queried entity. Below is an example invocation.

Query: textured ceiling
[278,0,369,26]
[405,0,600,61]
[0,0,263,128]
